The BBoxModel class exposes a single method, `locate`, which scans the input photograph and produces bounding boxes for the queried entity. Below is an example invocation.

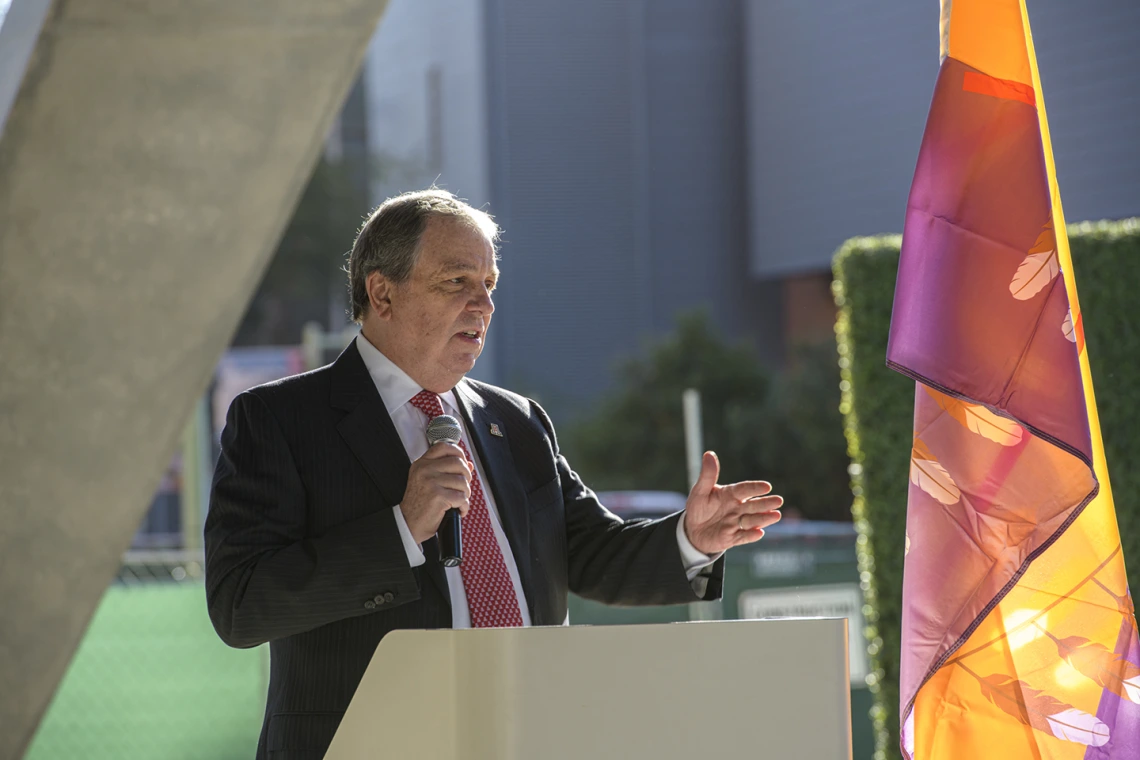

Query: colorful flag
[888,1,1139,757]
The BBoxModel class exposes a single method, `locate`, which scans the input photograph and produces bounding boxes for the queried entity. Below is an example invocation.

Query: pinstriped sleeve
[204,391,419,648]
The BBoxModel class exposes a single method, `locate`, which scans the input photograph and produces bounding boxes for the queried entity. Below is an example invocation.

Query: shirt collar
[355,333,459,417]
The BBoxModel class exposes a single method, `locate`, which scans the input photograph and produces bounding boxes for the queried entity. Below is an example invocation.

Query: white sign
[750,550,815,578]
[738,583,869,688]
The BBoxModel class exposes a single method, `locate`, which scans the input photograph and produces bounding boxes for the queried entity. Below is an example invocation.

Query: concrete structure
[0,2,389,757]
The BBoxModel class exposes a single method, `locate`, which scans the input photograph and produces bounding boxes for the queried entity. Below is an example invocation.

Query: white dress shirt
[355,334,719,627]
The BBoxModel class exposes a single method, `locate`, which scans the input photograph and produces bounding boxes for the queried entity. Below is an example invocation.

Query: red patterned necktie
[409,390,523,628]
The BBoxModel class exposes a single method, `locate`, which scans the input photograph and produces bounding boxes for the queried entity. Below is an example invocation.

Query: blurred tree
[564,312,767,494]
[564,312,851,522]
[233,156,366,345]
[741,341,852,522]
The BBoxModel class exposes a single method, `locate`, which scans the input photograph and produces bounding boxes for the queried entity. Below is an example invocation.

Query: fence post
[684,388,723,621]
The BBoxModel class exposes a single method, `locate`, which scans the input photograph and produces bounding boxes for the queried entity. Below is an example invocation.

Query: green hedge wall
[832,219,1140,760]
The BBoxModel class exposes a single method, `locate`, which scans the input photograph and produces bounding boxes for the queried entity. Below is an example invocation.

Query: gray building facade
[484,0,777,417]
[360,0,1140,421]
[745,0,1140,278]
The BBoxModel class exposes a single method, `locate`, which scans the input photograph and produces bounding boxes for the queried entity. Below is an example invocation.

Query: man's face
[367,216,498,392]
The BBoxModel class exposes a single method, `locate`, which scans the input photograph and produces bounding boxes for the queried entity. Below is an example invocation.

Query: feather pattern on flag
[1062,311,1076,343]
[924,387,1024,446]
[1053,635,1140,704]
[910,438,961,505]
[978,674,1109,747]
[1010,219,1059,300]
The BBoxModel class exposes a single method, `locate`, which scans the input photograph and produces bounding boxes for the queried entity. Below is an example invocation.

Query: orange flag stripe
[962,70,1036,106]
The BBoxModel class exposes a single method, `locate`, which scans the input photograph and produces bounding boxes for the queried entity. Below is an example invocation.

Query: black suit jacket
[204,342,724,759]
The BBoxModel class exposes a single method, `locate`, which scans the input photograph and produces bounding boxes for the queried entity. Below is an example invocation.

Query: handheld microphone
[426,414,464,567]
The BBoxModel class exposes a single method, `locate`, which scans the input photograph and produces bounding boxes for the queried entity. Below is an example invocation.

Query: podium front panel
[326,618,852,759]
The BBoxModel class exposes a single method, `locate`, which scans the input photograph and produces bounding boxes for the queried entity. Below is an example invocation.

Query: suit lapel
[453,380,535,618]
[330,341,449,607]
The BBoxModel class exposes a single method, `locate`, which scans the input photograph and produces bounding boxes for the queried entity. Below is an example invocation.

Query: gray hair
[347,188,500,322]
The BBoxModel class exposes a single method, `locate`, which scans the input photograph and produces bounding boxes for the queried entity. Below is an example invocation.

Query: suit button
[373,594,386,606]
[384,592,395,603]
[364,600,376,610]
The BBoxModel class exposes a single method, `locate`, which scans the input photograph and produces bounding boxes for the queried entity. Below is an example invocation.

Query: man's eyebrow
[436,260,500,278]
[438,260,477,272]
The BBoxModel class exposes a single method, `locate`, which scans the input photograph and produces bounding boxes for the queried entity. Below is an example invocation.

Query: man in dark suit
[205,189,783,759]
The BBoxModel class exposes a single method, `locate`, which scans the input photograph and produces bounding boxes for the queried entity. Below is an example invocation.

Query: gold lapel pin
[489,423,504,438]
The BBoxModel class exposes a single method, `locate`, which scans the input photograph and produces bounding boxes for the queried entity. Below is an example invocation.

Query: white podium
[325,619,852,759]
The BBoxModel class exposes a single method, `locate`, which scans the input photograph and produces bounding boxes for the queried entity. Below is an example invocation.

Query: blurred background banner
[211,348,306,436]
[2,1,1138,759]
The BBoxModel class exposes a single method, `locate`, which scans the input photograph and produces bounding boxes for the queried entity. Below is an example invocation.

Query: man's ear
[366,271,395,320]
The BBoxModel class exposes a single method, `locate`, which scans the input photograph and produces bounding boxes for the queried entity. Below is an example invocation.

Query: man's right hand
[400,444,473,544]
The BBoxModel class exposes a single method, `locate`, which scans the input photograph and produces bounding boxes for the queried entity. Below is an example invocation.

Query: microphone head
[426,414,462,446]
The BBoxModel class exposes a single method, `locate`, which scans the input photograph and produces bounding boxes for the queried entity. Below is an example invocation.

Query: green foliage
[566,312,770,495]
[564,312,851,522]
[832,236,912,760]
[832,219,1140,760]
[754,341,852,522]
[1070,219,1140,602]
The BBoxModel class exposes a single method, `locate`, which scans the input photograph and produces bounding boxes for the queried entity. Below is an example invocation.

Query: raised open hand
[682,451,783,555]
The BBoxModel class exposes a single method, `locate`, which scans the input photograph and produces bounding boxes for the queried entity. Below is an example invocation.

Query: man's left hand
[682,451,783,555]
